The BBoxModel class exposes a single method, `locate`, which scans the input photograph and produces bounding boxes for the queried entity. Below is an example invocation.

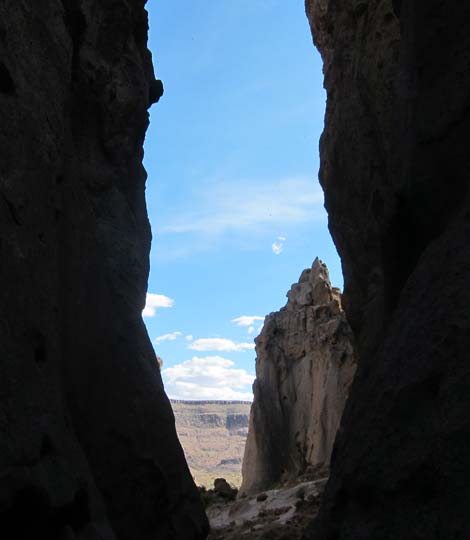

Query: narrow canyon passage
[140,0,348,508]
[0,1,469,539]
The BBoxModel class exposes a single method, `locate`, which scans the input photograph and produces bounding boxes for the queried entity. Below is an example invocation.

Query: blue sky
[142,0,342,400]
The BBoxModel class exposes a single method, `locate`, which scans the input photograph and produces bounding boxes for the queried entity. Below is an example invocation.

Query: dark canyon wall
[305,0,470,538]
[0,1,207,539]
[241,259,355,495]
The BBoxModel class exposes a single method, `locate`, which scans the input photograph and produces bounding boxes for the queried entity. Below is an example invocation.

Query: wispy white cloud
[248,326,255,334]
[272,236,286,255]
[154,331,182,345]
[162,356,254,400]
[159,177,324,237]
[188,337,254,352]
[185,334,194,341]
[231,315,265,328]
[143,293,175,318]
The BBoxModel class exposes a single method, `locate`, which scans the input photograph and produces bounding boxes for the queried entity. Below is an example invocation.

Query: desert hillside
[171,400,251,488]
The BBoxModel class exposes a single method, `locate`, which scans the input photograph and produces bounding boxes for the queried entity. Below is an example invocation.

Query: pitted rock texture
[305,1,470,538]
[241,259,355,495]
[0,1,207,539]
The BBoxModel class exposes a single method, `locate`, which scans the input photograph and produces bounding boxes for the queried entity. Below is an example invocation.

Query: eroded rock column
[241,259,355,495]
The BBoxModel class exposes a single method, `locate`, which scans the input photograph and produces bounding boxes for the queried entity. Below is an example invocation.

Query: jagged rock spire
[241,259,355,495]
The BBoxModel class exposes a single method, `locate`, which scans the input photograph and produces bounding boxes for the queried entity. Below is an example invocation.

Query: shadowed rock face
[0,1,207,539]
[241,259,355,495]
[305,0,470,538]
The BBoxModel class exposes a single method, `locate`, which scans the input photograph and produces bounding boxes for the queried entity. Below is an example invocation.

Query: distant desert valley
[171,400,251,487]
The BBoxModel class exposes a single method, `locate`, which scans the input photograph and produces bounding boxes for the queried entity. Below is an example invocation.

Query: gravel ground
[206,476,327,540]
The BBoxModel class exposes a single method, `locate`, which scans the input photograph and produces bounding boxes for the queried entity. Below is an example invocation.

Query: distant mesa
[171,400,252,488]
[218,458,242,466]
[226,413,250,430]
[170,399,252,405]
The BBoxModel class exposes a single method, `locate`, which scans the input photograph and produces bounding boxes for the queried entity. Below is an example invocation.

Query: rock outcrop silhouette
[305,1,470,538]
[241,259,355,495]
[0,2,207,539]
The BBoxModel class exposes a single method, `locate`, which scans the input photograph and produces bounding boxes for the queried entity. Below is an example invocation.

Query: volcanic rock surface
[241,259,355,495]
[0,1,207,539]
[304,0,470,538]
